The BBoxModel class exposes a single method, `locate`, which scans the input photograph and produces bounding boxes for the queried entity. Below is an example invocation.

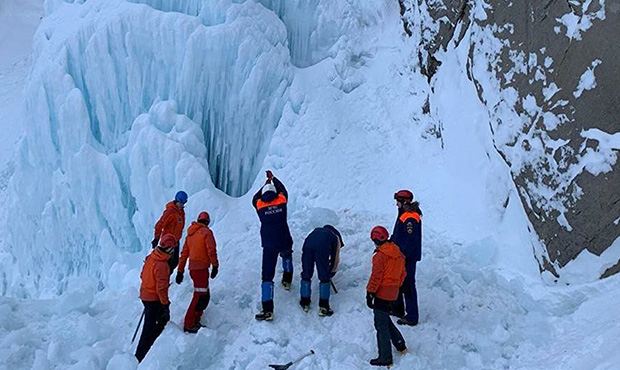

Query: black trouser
[135,300,169,362]
[393,259,419,322]
[373,299,406,362]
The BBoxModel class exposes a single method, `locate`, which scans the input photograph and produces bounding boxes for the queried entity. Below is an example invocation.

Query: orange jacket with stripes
[178,222,218,273]
[139,249,171,304]
[154,201,185,243]
[366,241,407,301]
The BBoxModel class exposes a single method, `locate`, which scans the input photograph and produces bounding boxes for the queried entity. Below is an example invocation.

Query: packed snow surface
[0,0,618,369]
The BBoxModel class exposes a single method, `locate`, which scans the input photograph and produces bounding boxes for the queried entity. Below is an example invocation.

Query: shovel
[268,350,315,370]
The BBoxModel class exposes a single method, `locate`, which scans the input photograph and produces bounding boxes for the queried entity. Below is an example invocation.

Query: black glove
[151,238,159,248]
[330,271,337,278]
[160,304,170,323]
[210,266,219,279]
[175,271,184,285]
[366,292,375,309]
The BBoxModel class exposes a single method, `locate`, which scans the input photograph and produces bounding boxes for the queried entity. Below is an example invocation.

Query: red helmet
[394,189,414,203]
[159,233,177,248]
[197,211,210,223]
[370,226,389,243]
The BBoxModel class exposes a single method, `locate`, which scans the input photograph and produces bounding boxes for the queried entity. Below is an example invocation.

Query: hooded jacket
[178,222,218,272]
[366,241,407,301]
[140,249,171,304]
[154,201,185,243]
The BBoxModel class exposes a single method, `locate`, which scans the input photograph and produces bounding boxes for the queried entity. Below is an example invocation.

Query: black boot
[256,300,274,321]
[184,325,200,334]
[318,299,333,317]
[300,297,311,312]
[281,272,293,290]
[394,341,407,354]
[396,317,418,326]
[255,311,274,321]
[370,358,393,367]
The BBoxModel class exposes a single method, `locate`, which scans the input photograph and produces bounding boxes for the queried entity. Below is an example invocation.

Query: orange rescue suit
[178,222,219,273]
[139,249,171,304]
[366,241,407,301]
[154,201,185,243]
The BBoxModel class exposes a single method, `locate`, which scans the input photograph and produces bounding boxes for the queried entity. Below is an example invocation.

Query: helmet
[262,183,276,196]
[175,191,188,204]
[394,189,414,203]
[197,211,210,224]
[370,226,389,243]
[159,233,177,248]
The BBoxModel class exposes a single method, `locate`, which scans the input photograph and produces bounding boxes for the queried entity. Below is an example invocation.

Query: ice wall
[3,0,292,296]
[129,0,358,67]
[258,0,388,68]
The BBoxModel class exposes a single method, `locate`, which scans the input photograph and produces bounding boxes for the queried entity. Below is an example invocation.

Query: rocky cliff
[400,0,620,278]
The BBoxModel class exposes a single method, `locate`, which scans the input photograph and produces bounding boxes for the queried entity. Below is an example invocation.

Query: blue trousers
[300,245,331,306]
[300,245,331,283]
[261,247,293,312]
[261,247,293,282]
[374,301,405,362]
[395,260,418,323]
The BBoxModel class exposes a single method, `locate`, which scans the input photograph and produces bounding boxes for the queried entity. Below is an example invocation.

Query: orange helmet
[197,211,210,224]
[370,226,389,243]
[394,189,414,203]
[159,233,177,248]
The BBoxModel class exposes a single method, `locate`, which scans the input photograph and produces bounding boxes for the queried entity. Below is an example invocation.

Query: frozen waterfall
[5,0,293,295]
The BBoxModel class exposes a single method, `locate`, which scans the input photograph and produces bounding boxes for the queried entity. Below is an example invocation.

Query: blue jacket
[252,177,293,251]
[392,203,422,261]
[303,227,340,262]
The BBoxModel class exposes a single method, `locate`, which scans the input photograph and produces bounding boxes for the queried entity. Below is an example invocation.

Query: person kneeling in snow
[366,226,407,367]
[176,211,219,333]
[299,225,344,316]
[135,233,177,363]
[252,170,294,321]
[152,190,188,274]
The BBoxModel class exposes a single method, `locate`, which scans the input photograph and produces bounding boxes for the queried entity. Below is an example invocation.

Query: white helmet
[262,183,276,195]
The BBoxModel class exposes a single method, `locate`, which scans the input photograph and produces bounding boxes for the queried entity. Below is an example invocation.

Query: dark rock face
[400,0,620,277]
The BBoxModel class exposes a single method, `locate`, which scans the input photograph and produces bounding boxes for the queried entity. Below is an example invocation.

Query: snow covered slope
[0,0,618,369]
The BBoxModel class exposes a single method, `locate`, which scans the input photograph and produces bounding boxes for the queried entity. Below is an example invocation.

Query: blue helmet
[175,191,188,204]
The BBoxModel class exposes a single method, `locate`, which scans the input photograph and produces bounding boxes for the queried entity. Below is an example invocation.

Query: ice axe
[131,310,145,344]
[131,283,171,344]
[268,350,315,370]
[330,281,338,294]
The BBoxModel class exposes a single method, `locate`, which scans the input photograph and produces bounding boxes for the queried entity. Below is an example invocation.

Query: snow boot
[318,306,334,317]
[281,256,293,291]
[300,297,311,312]
[255,311,274,321]
[318,298,333,317]
[394,341,407,354]
[184,325,200,334]
[396,317,418,326]
[256,297,274,321]
[369,358,393,367]
[281,271,292,290]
